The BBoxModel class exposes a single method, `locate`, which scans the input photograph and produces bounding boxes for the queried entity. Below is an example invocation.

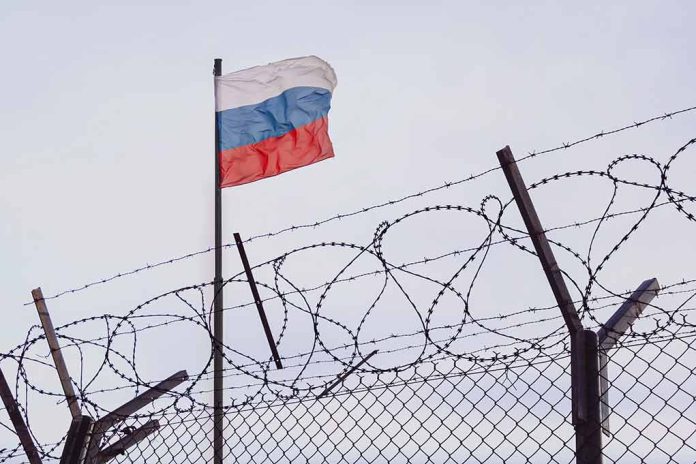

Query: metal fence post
[0,368,42,464]
[31,287,81,418]
[576,329,602,464]
[60,416,93,464]
[496,146,605,463]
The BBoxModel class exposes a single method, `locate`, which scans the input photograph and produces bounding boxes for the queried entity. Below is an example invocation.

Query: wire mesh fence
[8,312,692,464]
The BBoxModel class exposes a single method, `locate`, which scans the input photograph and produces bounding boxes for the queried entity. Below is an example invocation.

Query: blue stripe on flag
[216,86,332,151]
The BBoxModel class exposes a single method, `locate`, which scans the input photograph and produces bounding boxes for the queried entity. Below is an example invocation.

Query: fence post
[31,288,82,418]
[60,416,94,464]
[576,329,602,464]
[495,146,588,423]
[0,368,42,464]
[597,278,659,435]
[83,370,188,464]
[234,232,283,369]
[496,146,604,463]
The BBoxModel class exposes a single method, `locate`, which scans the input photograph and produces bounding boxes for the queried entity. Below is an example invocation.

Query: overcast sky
[1,0,695,460]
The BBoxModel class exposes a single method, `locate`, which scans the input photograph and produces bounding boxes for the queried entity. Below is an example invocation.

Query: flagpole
[213,57,224,464]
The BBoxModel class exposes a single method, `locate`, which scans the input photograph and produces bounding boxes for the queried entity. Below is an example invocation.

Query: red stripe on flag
[219,116,334,188]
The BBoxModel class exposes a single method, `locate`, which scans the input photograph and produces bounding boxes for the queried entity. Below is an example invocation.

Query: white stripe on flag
[215,55,337,112]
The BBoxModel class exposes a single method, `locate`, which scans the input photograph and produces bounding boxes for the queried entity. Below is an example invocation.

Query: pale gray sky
[1,0,695,461]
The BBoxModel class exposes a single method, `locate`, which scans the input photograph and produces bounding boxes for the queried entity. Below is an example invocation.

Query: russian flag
[215,56,337,188]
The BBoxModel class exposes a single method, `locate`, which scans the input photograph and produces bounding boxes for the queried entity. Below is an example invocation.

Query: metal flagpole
[213,57,224,464]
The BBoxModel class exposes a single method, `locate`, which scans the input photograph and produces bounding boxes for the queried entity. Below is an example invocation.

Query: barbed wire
[28,104,696,305]
[3,119,696,463]
[7,136,696,395]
